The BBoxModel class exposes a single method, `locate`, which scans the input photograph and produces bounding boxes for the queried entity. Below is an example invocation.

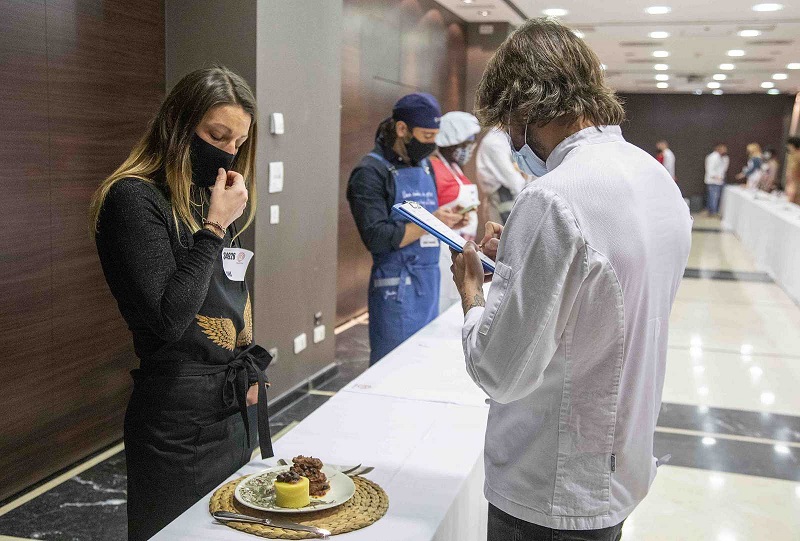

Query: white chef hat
[435,111,480,147]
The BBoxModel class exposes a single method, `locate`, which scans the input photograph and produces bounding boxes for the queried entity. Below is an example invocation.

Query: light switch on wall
[270,112,285,134]
[270,205,280,224]
[293,333,307,354]
[313,325,326,344]
[268,161,284,193]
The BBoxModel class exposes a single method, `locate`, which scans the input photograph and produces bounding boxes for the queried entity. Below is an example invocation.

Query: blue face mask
[509,123,548,177]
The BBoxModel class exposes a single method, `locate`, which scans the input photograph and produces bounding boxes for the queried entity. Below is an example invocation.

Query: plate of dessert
[235,456,356,514]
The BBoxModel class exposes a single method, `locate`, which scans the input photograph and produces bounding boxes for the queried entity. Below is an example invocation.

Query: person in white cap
[476,127,531,225]
[430,111,483,313]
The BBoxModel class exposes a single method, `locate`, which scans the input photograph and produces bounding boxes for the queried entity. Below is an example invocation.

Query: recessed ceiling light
[702,437,717,446]
[542,8,569,17]
[713,74,727,81]
[719,63,736,70]
[654,63,669,70]
[657,82,669,89]
[573,29,585,38]
[752,3,784,11]
[649,31,670,39]
[768,88,781,94]
[645,6,672,15]
[707,82,721,89]
[652,50,670,58]
[788,63,800,70]
[727,50,746,57]
[738,29,762,37]
[761,81,775,88]
[712,89,724,95]
[773,73,788,80]
[462,0,474,3]
[655,74,670,81]
[479,10,489,16]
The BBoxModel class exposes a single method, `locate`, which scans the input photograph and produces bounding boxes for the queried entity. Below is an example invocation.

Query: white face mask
[508,123,547,177]
[453,142,477,166]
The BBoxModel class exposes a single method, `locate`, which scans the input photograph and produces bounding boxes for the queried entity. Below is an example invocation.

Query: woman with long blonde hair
[736,142,764,189]
[91,66,273,541]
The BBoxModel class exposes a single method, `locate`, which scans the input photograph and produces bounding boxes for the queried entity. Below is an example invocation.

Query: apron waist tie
[223,345,274,460]
[397,260,425,303]
[132,345,274,459]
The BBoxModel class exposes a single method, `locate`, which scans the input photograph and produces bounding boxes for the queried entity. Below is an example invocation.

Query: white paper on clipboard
[393,201,496,273]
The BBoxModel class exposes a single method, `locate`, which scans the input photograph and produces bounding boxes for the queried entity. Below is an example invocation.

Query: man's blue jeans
[706,184,724,214]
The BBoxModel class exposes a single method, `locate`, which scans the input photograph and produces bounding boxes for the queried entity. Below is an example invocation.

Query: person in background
[431,111,482,313]
[736,143,763,189]
[451,18,691,541]
[704,143,729,216]
[785,137,800,204]
[760,148,780,193]
[656,139,676,180]
[476,126,531,224]
[90,67,273,541]
[347,93,468,364]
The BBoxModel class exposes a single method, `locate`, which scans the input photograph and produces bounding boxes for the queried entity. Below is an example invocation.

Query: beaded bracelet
[202,218,226,237]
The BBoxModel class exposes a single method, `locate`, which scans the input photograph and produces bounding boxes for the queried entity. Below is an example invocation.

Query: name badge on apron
[420,234,440,248]
[222,248,254,281]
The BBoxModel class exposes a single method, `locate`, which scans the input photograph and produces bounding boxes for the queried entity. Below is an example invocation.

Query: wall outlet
[268,347,278,364]
[270,205,280,224]
[313,324,326,344]
[293,333,307,354]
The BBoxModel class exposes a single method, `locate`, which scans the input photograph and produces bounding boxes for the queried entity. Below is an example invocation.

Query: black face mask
[406,136,437,165]
[190,133,235,188]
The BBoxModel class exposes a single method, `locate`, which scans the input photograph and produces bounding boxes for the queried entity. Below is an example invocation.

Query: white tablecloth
[722,186,800,304]
[341,299,489,408]
[152,302,490,541]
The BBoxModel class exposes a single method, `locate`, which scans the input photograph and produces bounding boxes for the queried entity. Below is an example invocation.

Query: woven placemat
[209,476,389,539]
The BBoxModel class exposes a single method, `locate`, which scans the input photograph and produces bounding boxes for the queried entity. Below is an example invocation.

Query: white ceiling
[436,0,800,94]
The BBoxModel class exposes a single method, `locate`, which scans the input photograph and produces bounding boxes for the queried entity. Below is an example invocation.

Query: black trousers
[488,504,624,541]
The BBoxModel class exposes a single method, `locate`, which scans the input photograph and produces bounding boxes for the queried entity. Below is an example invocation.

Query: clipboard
[392,201,496,273]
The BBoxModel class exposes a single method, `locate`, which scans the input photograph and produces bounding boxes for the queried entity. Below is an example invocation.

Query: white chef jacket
[462,126,692,530]
[704,151,730,185]
[476,127,529,195]
[661,147,676,179]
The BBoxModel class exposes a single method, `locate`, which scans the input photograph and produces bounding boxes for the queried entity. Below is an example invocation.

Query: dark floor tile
[683,268,773,282]
[654,431,800,481]
[658,402,800,443]
[270,393,330,426]
[0,451,128,541]
[335,323,370,365]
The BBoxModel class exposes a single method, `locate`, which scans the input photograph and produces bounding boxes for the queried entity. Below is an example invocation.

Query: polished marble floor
[1,215,798,540]
[631,215,800,539]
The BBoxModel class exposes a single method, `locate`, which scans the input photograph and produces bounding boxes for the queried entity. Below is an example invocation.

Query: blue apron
[367,152,440,364]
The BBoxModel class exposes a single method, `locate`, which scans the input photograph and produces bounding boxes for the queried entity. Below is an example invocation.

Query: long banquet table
[151,299,490,541]
[721,185,800,304]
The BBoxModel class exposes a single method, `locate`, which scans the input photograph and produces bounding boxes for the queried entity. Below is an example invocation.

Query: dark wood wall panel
[620,93,795,197]
[0,0,164,502]
[336,0,467,324]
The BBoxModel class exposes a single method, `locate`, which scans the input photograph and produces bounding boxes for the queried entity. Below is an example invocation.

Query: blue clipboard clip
[392,201,495,273]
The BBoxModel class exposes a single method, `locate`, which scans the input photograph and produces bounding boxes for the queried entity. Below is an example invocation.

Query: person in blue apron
[347,93,468,364]
[91,67,274,541]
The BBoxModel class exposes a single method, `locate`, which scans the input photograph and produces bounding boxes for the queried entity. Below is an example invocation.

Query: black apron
[124,227,273,541]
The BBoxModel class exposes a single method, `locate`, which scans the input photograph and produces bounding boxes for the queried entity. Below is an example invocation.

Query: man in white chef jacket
[451,18,691,541]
